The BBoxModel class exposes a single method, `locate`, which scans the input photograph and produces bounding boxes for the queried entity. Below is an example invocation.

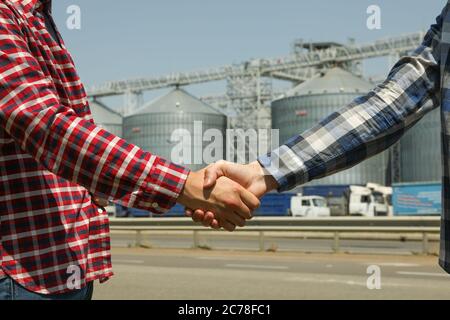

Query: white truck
[347,186,375,217]
[289,195,331,218]
[367,183,393,216]
[297,183,393,217]
[347,184,392,217]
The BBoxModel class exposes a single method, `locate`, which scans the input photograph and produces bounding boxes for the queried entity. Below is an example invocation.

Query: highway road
[93,247,450,300]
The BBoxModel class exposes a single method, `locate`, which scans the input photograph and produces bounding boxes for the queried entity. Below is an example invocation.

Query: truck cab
[290,195,331,218]
[367,183,393,217]
[347,185,392,217]
[348,186,374,217]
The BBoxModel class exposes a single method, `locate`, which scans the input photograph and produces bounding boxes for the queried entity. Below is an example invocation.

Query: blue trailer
[115,193,295,218]
[392,182,441,216]
[300,185,352,198]
[115,203,185,218]
[254,193,295,217]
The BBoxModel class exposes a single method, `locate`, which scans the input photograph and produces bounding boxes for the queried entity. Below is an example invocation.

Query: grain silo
[89,100,123,137]
[271,67,388,186]
[399,108,441,182]
[123,88,227,171]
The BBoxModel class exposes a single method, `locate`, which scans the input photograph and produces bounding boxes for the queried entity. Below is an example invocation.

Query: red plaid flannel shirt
[0,0,189,294]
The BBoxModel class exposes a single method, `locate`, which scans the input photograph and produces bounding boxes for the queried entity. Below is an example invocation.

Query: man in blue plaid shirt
[187,2,450,273]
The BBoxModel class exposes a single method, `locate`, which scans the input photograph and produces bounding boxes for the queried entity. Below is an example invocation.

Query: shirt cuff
[257,145,309,193]
[127,157,190,214]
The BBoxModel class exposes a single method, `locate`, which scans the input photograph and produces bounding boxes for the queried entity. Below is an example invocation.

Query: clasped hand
[179,161,278,231]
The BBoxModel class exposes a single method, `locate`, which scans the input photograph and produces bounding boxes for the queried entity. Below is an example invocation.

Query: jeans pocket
[0,276,12,300]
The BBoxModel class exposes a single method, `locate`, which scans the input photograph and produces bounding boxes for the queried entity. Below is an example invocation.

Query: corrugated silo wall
[124,112,227,172]
[399,108,441,183]
[272,93,389,186]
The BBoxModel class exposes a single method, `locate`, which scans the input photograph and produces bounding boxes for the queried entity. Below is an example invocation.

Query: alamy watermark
[169,121,280,168]
[66,5,81,30]
[66,264,81,290]
[366,265,382,290]
[367,5,381,30]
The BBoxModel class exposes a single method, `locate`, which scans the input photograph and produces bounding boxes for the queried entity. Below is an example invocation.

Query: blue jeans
[0,276,94,300]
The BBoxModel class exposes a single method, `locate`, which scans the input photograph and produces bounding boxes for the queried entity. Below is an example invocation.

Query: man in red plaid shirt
[0,0,260,300]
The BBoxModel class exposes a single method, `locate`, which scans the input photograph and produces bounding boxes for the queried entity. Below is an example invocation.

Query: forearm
[5,99,189,212]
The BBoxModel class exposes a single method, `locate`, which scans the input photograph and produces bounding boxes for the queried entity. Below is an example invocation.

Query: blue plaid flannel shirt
[259,2,450,273]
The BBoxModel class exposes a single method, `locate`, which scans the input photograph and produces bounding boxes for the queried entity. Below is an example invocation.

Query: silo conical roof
[135,88,224,115]
[89,100,122,124]
[285,67,373,97]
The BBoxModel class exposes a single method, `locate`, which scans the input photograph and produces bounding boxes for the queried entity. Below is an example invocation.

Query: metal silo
[272,67,388,185]
[399,108,441,182]
[124,88,227,171]
[89,100,123,137]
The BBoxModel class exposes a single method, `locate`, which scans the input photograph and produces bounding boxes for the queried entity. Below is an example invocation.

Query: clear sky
[52,0,446,106]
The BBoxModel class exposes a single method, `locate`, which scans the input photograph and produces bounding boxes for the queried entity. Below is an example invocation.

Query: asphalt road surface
[93,247,450,300]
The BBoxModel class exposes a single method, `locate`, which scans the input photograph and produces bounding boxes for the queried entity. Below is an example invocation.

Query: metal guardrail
[108,217,441,254]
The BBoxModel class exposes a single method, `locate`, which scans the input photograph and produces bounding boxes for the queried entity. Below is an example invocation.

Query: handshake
[177,161,279,232]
